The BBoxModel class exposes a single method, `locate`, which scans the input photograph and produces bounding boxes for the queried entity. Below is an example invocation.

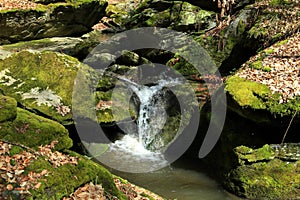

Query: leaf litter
[237,33,300,103]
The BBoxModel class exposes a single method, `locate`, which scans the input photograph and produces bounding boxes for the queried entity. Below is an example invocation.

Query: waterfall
[96,75,182,173]
[129,82,167,149]
[112,73,182,150]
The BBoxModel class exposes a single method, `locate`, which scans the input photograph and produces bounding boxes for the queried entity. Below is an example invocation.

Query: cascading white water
[95,76,182,173]
[128,78,181,149]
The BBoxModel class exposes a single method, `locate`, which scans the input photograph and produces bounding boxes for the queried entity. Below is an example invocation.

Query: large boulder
[0,0,107,44]
[0,37,84,59]
[0,140,126,200]
[0,50,86,124]
[225,144,300,200]
[225,33,300,124]
[0,94,72,150]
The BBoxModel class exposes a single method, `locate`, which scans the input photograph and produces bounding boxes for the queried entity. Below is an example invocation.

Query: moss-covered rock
[225,144,300,199]
[0,139,125,200]
[0,50,88,124]
[225,75,300,123]
[0,37,83,58]
[0,0,107,44]
[26,150,125,200]
[125,0,215,31]
[194,8,254,68]
[0,94,17,122]
[0,107,72,150]
[225,33,300,124]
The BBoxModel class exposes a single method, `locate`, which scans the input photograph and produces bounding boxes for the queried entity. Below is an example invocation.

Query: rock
[0,37,83,59]
[0,95,17,122]
[219,0,300,74]
[124,0,215,32]
[0,50,90,124]
[194,8,256,69]
[225,33,300,124]
[27,151,124,199]
[0,141,125,199]
[0,0,107,44]
[0,105,72,151]
[225,144,300,200]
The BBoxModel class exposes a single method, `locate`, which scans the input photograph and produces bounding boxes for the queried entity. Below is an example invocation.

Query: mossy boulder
[0,95,17,122]
[225,32,300,124]
[0,0,107,44]
[0,37,83,58]
[194,8,254,68]
[125,0,215,31]
[225,144,300,199]
[225,75,300,124]
[0,107,72,150]
[1,140,125,200]
[0,50,89,124]
[25,150,125,199]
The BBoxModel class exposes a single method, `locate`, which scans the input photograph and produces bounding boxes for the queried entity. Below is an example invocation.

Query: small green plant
[263,66,271,72]
[251,61,263,70]
[264,48,274,55]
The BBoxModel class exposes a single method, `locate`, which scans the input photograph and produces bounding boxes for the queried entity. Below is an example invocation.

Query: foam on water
[97,135,168,173]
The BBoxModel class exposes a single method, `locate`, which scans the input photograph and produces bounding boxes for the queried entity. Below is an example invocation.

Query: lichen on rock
[0,50,87,124]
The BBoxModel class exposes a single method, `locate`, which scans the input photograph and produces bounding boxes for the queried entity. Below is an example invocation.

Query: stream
[109,159,241,200]
[87,75,241,199]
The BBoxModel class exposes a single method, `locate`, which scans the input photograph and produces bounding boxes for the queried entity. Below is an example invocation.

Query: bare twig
[281,110,298,144]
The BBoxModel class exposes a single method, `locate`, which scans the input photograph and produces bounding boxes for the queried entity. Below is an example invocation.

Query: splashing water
[94,77,182,173]
[129,78,181,149]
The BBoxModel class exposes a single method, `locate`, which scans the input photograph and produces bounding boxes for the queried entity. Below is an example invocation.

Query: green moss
[276,39,288,46]
[0,108,72,150]
[96,109,114,123]
[0,95,17,122]
[226,144,300,199]
[237,19,247,35]
[270,0,291,6]
[263,48,274,54]
[227,157,300,199]
[0,51,86,124]
[106,4,127,17]
[140,192,155,200]
[195,28,241,68]
[168,56,199,76]
[225,76,271,109]
[1,38,55,52]
[248,25,268,39]
[251,61,263,70]
[9,146,24,156]
[226,76,300,118]
[235,145,275,164]
[263,66,271,72]
[25,150,125,199]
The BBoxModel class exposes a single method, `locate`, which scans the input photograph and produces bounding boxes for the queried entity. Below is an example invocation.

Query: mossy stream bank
[0,0,300,199]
